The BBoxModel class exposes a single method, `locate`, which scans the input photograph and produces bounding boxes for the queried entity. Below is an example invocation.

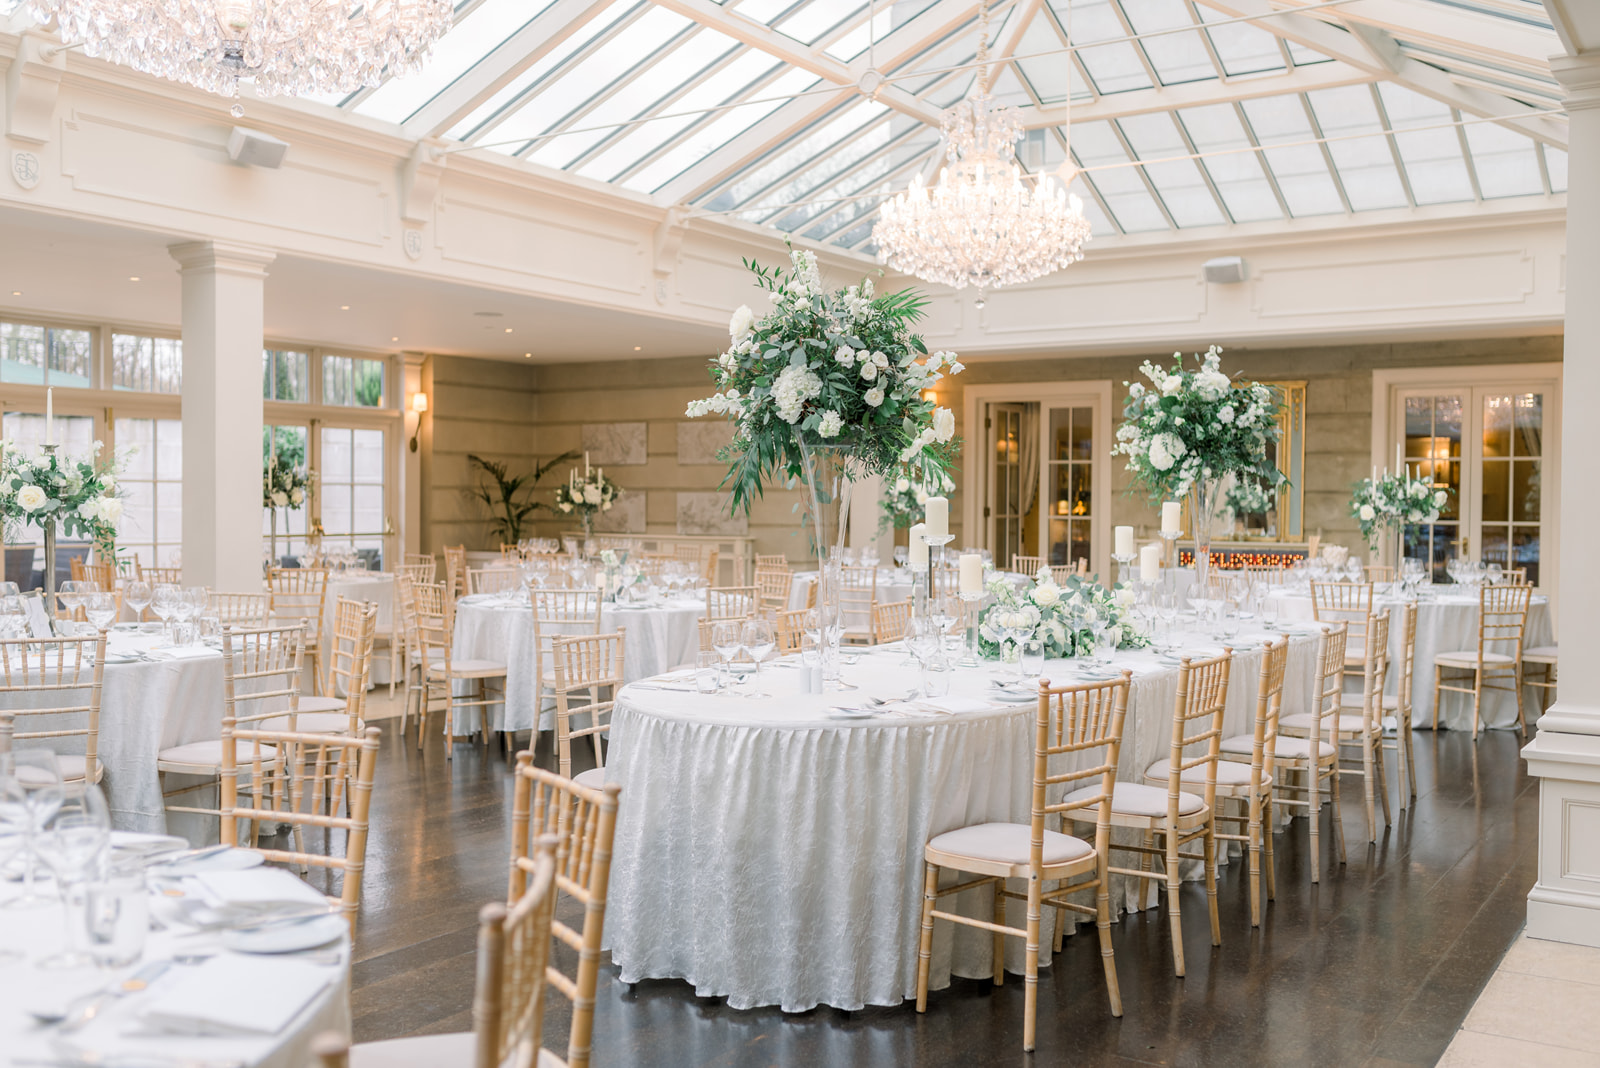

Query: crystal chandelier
[873,0,1091,299]
[29,0,454,99]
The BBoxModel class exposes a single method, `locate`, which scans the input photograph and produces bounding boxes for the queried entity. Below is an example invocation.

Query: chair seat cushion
[296,695,348,714]
[18,754,101,785]
[927,822,1093,867]
[1523,645,1558,663]
[157,739,277,770]
[1434,650,1515,668]
[425,658,507,678]
[1221,733,1335,761]
[1146,757,1254,788]
[1064,781,1204,818]
[258,712,353,734]
[351,1031,475,1068]
[574,767,608,791]
[1282,711,1368,734]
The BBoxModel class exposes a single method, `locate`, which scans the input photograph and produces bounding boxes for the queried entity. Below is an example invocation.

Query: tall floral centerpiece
[1351,469,1449,573]
[553,459,620,540]
[1,440,125,597]
[1113,346,1285,591]
[263,455,314,568]
[686,247,962,679]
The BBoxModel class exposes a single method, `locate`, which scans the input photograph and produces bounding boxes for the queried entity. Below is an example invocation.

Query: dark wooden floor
[345,721,1538,1067]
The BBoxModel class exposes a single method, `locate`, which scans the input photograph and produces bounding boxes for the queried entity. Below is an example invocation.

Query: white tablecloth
[323,572,396,685]
[788,569,1032,621]
[0,865,350,1067]
[1270,588,1554,731]
[602,633,1319,1012]
[451,594,705,733]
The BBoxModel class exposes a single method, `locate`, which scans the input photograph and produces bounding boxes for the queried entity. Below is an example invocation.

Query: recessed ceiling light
[504,327,513,333]
[390,336,399,342]
[9,291,18,296]
[523,352,531,358]
[340,305,350,310]
[128,276,140,282]
[633,346,641,351]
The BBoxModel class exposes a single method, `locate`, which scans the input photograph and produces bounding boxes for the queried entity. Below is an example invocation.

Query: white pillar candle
[1395,441,1402,474]
[924,496,948,538]
[1114,525,1134,557]
[958,553,983,596]
[1160,501,1181,534]
[585,452,591,477]
[44,387,52,445]
[1140,543,1160,583]
[908,523,928,569]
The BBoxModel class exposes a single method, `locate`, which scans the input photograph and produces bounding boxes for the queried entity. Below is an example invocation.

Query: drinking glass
[84,591,117,633]
[0,758,30,959]
[150,584,179,639]
[123,580,151,628]
[740,619,775,698]
[3,749,63,910]
[711,620,743,689]
[1020,637,1046,679]
[907,616,941,668]
[695,650,721,694]
[893,546,909,571]
[85,855,148,969]
[919,657,951,698]
[1093,625,1119,669]
[36,783,111,969]
[55,580,86,636]
[0,593,26,639]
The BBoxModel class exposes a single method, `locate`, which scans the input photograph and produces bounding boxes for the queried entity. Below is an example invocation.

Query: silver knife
[58,959,171,1033]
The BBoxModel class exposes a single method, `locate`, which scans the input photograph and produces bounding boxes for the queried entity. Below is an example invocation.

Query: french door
[1390,379,1557,587]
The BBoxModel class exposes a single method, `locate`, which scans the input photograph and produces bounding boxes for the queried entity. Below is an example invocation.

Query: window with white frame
[1,320,93,387]
[112,334,182,393]
[113,417,182,569]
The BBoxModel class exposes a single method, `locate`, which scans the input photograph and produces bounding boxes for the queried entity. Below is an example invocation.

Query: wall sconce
[922,389,938,403]
[409,392,428,453]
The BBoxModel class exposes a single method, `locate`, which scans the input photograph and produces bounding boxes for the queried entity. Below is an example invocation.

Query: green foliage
[468,451,577,545]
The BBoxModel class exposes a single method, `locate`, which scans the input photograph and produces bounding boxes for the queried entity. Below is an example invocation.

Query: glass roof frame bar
[1295,89,1356,212]
[766,129,940,232]
[1106,118,1181,228]
[787,143,943,241]
[1226,98,1295,216]
[1055,127,1128,235]
[1367,81,1420,207]
[716,102,903,214]
[1451,106,1485,201]
[1161,107,1237,223]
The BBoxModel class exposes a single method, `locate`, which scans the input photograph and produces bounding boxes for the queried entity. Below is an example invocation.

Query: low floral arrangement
[2,440,126,557]
[684,247,963,511]
[977,572,1150,659]
[880,457,956,533]
[1350,470,1450,548]
[1113,345,1285,502]
[554,470,620,531]
[263,455,313,509]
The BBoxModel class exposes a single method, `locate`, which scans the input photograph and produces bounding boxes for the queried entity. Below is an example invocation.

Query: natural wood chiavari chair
[1311,580,1373,669]
[328,837,564,1068]
[46,589,123,627]
[705,585,757,621]
[271,598,377,815]
[1286,610,1393,844]
[531,588,604,716]
[1148,637,1287,928]
[871,599,912,644]
[550,632,624,788]
[413,581,508,758]
[158,624,303,839]
[220,718,381,934]
[1364,564,1394,583]
[755,553,788,569]
[916,673,1130,1050]
[672,544,703,565]
[1523,641,1558,720]
[209,591,271,628]
[1073,651,1230,977]
[1495,567,1528,584]
[269,567,330,691]
[0,631,107,784]
[499,543,525,563]
[1010,554,1043,578]
[1434,583,1533,738]
[468,566,522,596]
[400,553,437,583]
[1227,624,1348,881]
[443,544,468,601]
[837,564,876,645]
[1048,561,1088,584]
[754,567,793,617]
[510,756,622,1068]
[1384,602,1420,805]
[932,565,960,596]
[1247,565,1287,587]
[776,607,810,655]
[0,710,12,754]
[701,548,720,586]
[137,562,183,586]
[70,558,119,590]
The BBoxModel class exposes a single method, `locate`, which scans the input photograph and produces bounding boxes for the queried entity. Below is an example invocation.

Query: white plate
[158,848,265,877]
[222,913,346,954]
[102,653,143,664]
[825,706,878,719]
[109,831,188,857]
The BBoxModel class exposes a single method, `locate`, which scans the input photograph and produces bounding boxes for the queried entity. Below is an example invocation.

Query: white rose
[864,386,885,407]
[272,490,289,506]
[728,304,754,342]
[1410,482,1427,498]
[932,408,956,443]
[835,346,855,367]
[290,488,304,506]
[583,486,602,506]
[559,502,573,512]
[1359,504,1376,521]
[1434,491,1447,507]
[1161,374,1183,396]
[915,489,927,505]
[859,361,878,382]
[1128,382,1145,398]
[872,351,889,369]
[1217,405,1234,425]
[1030,583,1060,607]
[895,478,910,493]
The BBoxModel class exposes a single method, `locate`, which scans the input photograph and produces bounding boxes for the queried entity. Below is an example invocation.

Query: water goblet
[711,620,743,690]
[3,749,64,910]
[35,783,111,970]
[150,584,179,640]
[86,855,148,968]
[740,619,775,698]
[84,591,117,634]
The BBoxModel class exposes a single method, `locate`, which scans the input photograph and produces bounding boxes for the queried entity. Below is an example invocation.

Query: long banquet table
[601,628,1322,1012]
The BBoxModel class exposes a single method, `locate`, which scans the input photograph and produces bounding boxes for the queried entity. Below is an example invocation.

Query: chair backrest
[1243,638,1290,791]
[532,589,602,681]
[72,559,118,589]
[1501,567,1528,585]
[220,719,380,933]
[1393,601,1418,717]
[1479,583,1533,661]
[210,591,270,627]
[138,562,183,585]
[701,548,720,585]
[0,710,11,754]
[1048,564,1078,585]
[395,571,420,661]
[1036,673,1130,873]
[269,567,330,643]
[1307,623,1350,739]
[776,607,810,655]
[550,632,624,780]
[705,585,757,621]
[412,581,453,669]
[1011,554,1043,578]
[401,554,437,584]
[1364,564,1394,583]
[1247,565,1286,587]
[1161,650,1233,813]
[755,553,788,569]
[221,623,306,729]
[469,567,522,596]
[837,566,875,621]
[871,599,912,644]
[444,545,468,600]
[932,566,960,595]
[500,543,525,562]
[1354,609,1393,728]
[480,837,561,1068]
[510,756,622,1068]
[0,632,106,773]
[321,598,379,724]
[754,568,793,617]
[1310,581,1372,650]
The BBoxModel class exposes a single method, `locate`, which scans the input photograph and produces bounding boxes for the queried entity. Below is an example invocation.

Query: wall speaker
[1202,255,1246,284]
[227,126,288,168]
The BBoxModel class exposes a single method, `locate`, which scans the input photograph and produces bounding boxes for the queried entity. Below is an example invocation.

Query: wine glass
[2,749,64,910]
[84,591,117,633]
[35,783,111,970]
[150,584,179,639]
[711,621,743,690]
[0,593,26,640]
[740,619,775,698]
[123,580,151,628]
[56,579,87,636]
[0,761,24,961]
[893,546,909,572]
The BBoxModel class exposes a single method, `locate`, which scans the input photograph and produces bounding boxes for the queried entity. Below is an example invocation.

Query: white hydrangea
[772,364,822,423]
[818,411,843,438]
[1217,405,1235,425]
[1148,432,1186,472]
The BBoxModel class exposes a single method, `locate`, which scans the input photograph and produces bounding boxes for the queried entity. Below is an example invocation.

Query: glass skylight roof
[20,0,1562,251]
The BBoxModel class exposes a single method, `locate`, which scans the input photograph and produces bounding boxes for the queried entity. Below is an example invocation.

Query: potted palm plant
[467,451,577,547]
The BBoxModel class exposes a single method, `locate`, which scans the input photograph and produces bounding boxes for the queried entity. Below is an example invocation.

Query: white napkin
[191,868,330,912]
[916,696,994,715]
[141,956,329,1036]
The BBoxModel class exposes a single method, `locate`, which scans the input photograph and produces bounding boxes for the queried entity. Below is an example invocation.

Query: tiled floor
[1438,933,1600,1066]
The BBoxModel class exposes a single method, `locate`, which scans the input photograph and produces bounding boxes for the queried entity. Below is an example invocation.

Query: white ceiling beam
[1019,60,1375,128]
[1195,0,1567,148]
[1542,0,1600,56]
[403,0,618,141]
[1330,0,1560,77]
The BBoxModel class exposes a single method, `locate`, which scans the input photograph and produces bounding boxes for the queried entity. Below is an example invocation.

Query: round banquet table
[1268,587,1554,731]
[0,852,350,1067]
[450,593,706,733]
[601,632,1320,1012]
[323,572,396,684]
[788,568,1032,618]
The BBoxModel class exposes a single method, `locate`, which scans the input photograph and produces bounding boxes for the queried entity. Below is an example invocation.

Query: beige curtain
[1018,404,1040,524]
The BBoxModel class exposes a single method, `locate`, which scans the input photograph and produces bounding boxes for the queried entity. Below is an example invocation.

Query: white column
[1522,50,1600,948]
[170,241,276,593]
